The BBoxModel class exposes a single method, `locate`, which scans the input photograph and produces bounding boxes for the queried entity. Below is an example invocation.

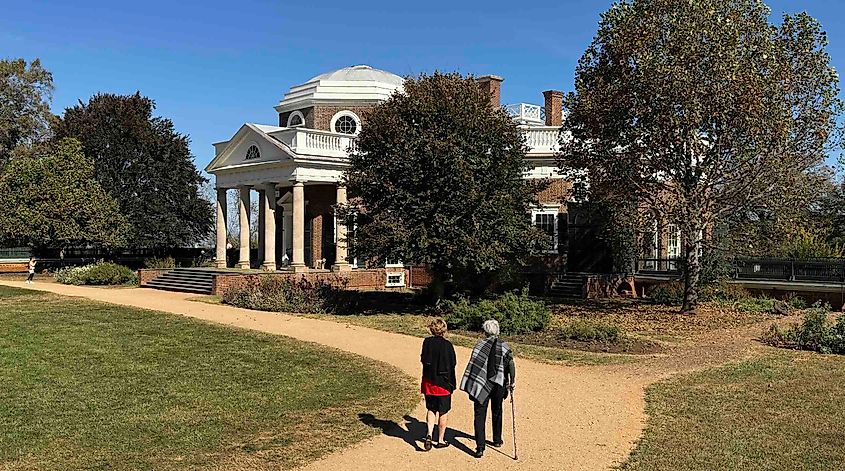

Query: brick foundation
[212,266,433,296]
[0,262,27,273]
[138,269,173,287]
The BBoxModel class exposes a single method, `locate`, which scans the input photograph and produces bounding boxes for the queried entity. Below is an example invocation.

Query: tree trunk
[430,273,446,306]
[681,236,701,314]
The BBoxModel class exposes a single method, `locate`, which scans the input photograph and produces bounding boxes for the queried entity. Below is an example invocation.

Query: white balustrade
[274,125,558,159]
[522,127,561,154]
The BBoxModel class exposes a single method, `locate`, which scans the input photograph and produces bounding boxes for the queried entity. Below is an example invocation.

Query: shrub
[650,282,684,305]
[557,319,622,343]
[734,296,776,313]
[55,262,137,286]
[220,276,346,314]
[762,305,845,355]
[443,289,550,335]
[785,294,808,310]
[700,282,750,302]
[145,256,176,269]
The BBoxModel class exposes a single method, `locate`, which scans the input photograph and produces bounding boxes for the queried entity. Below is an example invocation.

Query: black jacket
[420,335,457,392]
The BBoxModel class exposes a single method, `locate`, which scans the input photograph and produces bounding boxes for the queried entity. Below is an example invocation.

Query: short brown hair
[428,318,448,336]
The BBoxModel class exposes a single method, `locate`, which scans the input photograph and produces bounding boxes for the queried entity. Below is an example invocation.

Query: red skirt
[421,377,450,396]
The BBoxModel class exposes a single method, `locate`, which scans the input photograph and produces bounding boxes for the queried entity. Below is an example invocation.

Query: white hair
[482,319,500,337]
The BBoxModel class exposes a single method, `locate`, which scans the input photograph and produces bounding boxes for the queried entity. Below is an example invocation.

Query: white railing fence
[275,126,559,158]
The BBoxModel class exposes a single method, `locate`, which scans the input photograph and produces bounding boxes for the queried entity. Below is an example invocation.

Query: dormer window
[331,111,360,135]
[287,111,305,127]
[245,145,260,160]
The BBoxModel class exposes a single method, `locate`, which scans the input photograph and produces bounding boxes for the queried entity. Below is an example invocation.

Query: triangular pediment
[206,123,295,172]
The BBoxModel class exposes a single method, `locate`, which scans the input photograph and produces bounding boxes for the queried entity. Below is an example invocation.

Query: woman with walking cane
[460,319,516,459]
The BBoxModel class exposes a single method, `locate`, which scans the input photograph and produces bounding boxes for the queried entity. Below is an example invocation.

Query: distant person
[460,319,516,459]
[26,256,36,284]
[419,318,457,451]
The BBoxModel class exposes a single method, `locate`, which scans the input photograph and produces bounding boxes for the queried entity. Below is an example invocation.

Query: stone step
[145,268,217,295]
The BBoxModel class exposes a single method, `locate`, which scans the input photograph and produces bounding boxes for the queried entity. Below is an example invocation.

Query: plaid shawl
[460,336,511,404]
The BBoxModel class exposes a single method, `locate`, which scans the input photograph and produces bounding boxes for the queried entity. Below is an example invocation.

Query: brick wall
[138,269,173,287]
[311,105,373,131]
[0,262,27,273]
[305,184,337,268]
[535,179,572,209]
[212,266,434,296]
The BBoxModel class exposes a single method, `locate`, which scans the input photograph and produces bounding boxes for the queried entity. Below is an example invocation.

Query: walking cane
[510,385,518,460]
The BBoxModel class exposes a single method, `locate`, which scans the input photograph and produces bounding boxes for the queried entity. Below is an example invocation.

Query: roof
[275,65,404,112]
[306,65,404,86]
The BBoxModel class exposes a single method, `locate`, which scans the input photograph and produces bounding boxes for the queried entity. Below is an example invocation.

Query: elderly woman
[420,318,457,451]
[460,319,516,459]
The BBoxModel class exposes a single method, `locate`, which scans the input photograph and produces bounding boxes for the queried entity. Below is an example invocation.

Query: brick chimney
[543,90,564,126]
[476,75,504,109]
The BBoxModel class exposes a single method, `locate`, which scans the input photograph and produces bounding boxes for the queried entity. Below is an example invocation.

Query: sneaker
[434,442,449,449]
[474,448,484,459]
[424,435,432,452]
[491,440,504,448]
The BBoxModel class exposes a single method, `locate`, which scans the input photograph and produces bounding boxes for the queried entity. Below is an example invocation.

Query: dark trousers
[473,384,507,450]
[26,272,34,282]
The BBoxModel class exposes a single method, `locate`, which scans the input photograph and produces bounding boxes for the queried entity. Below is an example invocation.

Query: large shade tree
[0,58,53,163]
[558,0,843,313]
[0,138,129,248]
[344,72,547,298]
[54,93,213,248]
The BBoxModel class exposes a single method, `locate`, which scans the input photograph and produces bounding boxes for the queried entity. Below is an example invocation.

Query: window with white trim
[667,224,681,269]
[287,111,305,127]
[331,111,360,135]
[643,220,659,270]
[385,272,405,287]
[245,144,260,160]
[532,208,559,253]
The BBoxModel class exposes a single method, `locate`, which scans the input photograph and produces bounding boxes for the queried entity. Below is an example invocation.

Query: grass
[550,298,777,343]
[304,312,635,366]
[0,287,417,470]
[622,353,845,470]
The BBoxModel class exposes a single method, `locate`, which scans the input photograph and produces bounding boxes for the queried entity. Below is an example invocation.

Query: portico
[212,177,351,273]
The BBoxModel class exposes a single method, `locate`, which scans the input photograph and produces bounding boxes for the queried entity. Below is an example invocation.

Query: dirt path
[0,281,773,470]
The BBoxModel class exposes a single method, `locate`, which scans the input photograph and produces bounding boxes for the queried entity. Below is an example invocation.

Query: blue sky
[2,0,843,173]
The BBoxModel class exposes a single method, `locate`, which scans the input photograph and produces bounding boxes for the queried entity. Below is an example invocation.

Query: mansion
[207,65,572,273]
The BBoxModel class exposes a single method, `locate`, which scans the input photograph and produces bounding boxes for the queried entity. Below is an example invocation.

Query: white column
[257,189,265,264]
[261,183,276,271]
[291,181,306,272]
[215,187,228,268]
[332,185,351,272]
[282,202,293,264]
[238,185,251,270]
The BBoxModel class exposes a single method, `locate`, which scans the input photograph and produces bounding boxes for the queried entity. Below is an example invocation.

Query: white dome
[276,65,404,113]
[307,65,404,86]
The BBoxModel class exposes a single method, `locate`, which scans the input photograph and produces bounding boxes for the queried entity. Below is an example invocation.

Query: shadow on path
[358,413,475,456]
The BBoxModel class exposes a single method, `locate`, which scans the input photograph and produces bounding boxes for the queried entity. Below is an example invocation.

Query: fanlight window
[335,115,358,134]
[245,145,260,160]
[287,111,305,127]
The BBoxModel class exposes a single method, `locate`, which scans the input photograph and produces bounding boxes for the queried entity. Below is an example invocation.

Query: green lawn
[623,352,845,470]
[0,286,417,470]
[304,312,635,366]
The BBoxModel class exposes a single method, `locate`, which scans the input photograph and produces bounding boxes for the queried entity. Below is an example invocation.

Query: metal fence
[637,257,845,283]
[0,247,31,260]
